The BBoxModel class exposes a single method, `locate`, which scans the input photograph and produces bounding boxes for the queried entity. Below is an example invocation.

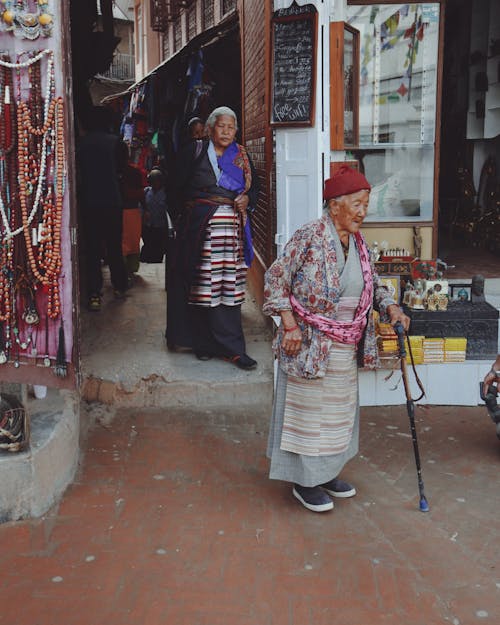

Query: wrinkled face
[190,122,205,139]
[210,114,237,151]
[328,189,370,235]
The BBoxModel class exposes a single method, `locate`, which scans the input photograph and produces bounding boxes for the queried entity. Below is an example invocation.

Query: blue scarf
[207,140,254,265]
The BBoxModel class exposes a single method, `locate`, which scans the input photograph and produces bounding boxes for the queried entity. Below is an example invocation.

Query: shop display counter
[403,301,499,360]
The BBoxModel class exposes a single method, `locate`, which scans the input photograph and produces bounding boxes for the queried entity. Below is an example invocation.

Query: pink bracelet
[284,325,299,333]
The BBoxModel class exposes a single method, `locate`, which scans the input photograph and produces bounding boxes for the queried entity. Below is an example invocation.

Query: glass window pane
[353,145,434,221]
[203,0,214,30]
[188,5,196,40]
[346,3,440,222]
[222,0,236,14]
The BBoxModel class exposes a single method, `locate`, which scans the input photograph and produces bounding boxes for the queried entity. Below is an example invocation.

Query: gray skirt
[267,364,360,487]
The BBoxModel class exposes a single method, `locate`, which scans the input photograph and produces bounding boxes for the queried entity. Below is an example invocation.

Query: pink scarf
[290,231,373,345]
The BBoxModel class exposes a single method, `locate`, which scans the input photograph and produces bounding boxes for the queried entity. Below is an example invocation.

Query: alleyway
[1,400,499,625]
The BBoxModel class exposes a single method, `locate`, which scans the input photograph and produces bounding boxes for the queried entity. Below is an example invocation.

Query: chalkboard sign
[271,9,317,127]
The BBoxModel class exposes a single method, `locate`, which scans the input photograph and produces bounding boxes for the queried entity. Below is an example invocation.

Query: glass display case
[346,2,441,223]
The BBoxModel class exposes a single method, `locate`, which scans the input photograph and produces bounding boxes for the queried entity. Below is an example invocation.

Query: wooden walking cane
[394,322,429,512]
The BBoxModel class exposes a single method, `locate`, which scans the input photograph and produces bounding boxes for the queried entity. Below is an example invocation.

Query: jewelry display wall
[0,48,67,376]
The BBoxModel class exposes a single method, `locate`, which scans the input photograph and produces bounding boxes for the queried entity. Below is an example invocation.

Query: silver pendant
[31,347,38,356]
[0,351,7,365]
[44,357,51,367]
[24,308,40,325]
[20,342,27,350]
[14,360,20,368]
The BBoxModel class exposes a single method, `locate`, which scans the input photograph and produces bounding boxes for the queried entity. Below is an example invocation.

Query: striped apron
[188,204,247,308]
[280,296,359,456]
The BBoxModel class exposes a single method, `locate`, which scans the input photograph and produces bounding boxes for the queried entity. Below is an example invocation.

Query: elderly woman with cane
[263,166,410,512]
[167,106,259,369]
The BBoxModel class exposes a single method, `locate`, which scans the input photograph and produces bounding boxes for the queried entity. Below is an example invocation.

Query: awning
[101,12,238,104]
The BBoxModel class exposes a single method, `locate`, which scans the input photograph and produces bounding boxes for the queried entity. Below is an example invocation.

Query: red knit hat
[323,165,371,201]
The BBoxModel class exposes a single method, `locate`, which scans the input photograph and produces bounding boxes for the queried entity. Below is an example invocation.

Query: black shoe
[224,353,257,370]
[320,478,356,498]
[293,485,334,512]
[195,351,212,361]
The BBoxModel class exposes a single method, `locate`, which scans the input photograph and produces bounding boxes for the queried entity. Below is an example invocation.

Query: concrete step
[80,263,275,411]
[81,339,274,410]
[0,388,79,522]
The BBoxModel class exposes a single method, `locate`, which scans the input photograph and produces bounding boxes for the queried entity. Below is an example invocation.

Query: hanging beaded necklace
[0,48,65,370]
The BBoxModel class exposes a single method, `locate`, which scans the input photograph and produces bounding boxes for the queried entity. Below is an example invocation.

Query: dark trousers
[189,304,246,357]
[140,225,168,263]
[84,207,128,295]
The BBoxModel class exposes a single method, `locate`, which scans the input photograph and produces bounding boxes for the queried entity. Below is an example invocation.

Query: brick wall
[241,0,274,268]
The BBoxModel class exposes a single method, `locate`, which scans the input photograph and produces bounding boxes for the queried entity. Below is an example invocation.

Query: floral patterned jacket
[263,212,395,379]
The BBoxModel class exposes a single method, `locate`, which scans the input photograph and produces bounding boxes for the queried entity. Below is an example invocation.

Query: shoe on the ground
[320,477,356,498]
[88,294,101,312]
[195,351,212,361]
[292,484,334,512]
[113,289,127,300]
[224,353,257,370]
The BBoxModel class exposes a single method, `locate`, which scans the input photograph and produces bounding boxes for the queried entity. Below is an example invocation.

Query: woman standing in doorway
[167,106,259,370]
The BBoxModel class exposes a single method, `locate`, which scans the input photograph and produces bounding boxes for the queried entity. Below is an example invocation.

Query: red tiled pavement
[1,404,499,625]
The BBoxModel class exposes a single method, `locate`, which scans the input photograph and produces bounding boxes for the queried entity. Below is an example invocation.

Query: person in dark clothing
[78,106,129,311]
[483,355,500,394]
[166,106,259,370]
[140,168,170,263]
[187,116,205,140]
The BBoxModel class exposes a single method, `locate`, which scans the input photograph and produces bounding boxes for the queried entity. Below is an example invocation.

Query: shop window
[222,0,236,15]
[174,16,182,51]
[163,29,170,59]
[346,3,440,223]
[188,4,197,41]
[150,0,169,32]
[203,0,214,29]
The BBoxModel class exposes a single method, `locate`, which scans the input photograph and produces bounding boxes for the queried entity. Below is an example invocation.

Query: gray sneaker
[320,478,356,498]
[292,484,334,512]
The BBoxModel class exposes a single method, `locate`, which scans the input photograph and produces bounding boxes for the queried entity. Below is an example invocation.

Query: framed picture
[449,283,471,302]
[380,275,400,304]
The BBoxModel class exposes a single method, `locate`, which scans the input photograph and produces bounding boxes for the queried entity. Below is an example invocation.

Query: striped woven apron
[188,204,247,307]
[280,296,359,456]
